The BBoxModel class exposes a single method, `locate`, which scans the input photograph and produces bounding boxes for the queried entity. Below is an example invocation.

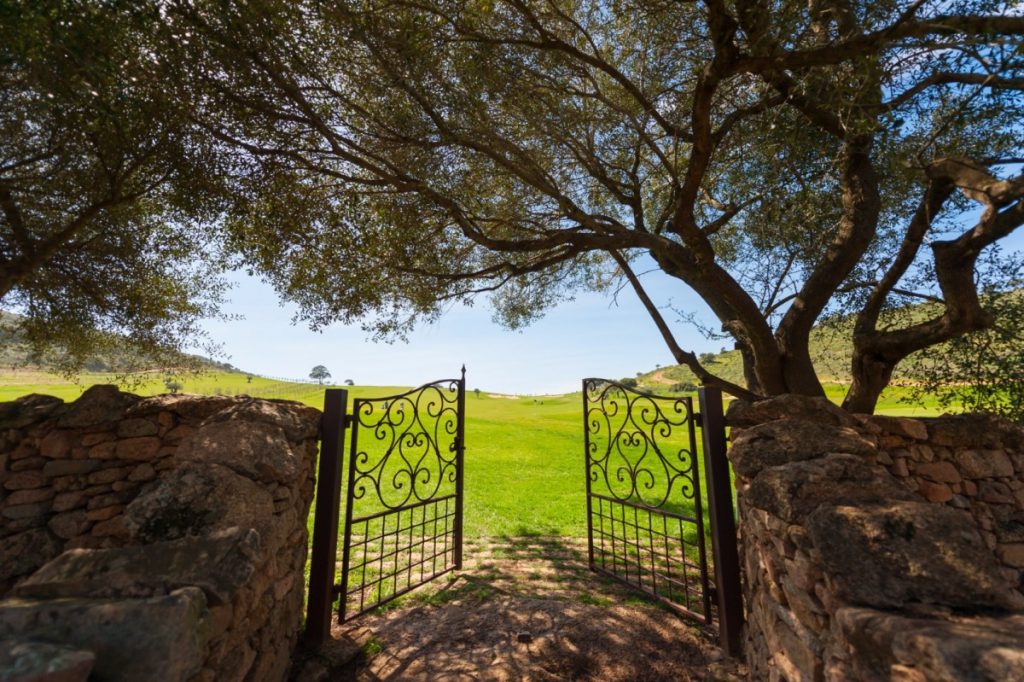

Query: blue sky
[200,217,1024,395]
[200,262,722,395]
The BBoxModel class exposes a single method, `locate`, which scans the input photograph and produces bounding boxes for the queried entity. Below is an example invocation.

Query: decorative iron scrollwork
[350,379,460,510]
[583,378,698,509]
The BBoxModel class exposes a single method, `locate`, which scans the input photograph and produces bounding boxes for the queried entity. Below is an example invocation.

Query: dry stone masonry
[0,386,321,682]
[727,395,1024,681]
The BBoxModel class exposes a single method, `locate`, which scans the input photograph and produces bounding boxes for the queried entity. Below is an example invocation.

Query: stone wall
[727,395,1024,681]
[0,386,321,682]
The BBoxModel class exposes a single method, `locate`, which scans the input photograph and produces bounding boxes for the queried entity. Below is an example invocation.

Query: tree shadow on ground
[325,535,742,681]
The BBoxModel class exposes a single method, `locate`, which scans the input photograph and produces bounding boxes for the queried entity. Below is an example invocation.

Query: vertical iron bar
[698,386,743,658]
[454,366,466,570]
[688,396,713,623]
[339,398,362,623]
[304,388,348,647]
[583,380,595,569]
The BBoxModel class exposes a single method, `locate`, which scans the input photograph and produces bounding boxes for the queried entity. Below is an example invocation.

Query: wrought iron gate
[305,370,466,640]
[582,379,742,652]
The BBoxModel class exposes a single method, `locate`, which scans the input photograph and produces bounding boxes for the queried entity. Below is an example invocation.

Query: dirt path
[295,537,745,681]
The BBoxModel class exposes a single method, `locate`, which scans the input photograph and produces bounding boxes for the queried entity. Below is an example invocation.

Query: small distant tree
[164,378,182,395]
[620,377,639,389]
[309,365,331,384]
[344,379,354,386]
[699,353,717,366]
[246,374,253,384]
[474,388,481,398]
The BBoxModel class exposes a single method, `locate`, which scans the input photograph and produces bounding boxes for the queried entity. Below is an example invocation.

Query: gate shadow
[333,534,729,682]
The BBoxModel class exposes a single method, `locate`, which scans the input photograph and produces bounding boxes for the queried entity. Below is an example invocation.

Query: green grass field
[0,368,945,538]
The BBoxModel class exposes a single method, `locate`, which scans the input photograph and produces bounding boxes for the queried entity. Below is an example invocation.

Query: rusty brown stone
[9,456,44,472]
[115,437,161,461]
[88,441,117,459]
[90,516,130,539]
[86,466,132,485]
[162,424,195,444]
[81,432,115,447]
[52,491,87,513]
[86,505,123,522]
[2,502,50,520]
[48,510,92,539]
[42,459,100,478]
[39,430,74,459]
[117,418,159,438]
[8,442,38,460]
[918,480,954,503]
[914,461,962,484]
[997,543,1024,568]
[128,463,157,482]
[6,487,55,505]
[891,458,910,477]
[3,470,46,490]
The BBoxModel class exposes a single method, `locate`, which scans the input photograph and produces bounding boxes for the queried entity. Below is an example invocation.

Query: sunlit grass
[0,369,947,539]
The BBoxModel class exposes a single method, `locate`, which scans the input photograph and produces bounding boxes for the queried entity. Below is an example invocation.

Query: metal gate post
[697,386,744,658]
[304,388,349,647]
[454,366,466,569]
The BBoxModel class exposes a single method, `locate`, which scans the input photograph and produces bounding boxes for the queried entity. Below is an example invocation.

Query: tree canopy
[0,1,230,373]
[168,0,1024,413]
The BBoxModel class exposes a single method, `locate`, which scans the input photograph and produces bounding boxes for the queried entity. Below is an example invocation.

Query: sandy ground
[293,537,746,681]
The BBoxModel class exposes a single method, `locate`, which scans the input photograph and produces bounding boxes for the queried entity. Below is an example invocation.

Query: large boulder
[744,453,913,523]
[124,463,275,546]
[837,608,1024,682]
[728,419,877,478]
[0,529,62,589]
[807,501,1020,610]
[201,398,321,442]
[13,527,260,606]
[55,386,138,430]
[0,588,208,682]
[175,420,299,485]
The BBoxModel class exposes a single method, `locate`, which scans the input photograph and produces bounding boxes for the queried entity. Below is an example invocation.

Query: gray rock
[807,502,1018,610]
[992,506,1024,544]
[55,386,137,429]
[124,463,274,545]
[725,394,858,428]
[202,398,321,441]
[728,419,877,478]
[15,527,260,606]
[0,529,62,586]
[837,608,1024,682]
[176,420,299,484]
[0,638,94,682]
[744,453,912,523]
[125,394,236,421]
[927,413,1024,451]
[0,588,208,682]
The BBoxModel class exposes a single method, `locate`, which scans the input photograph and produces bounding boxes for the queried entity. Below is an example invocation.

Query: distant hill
[0,311,238,375]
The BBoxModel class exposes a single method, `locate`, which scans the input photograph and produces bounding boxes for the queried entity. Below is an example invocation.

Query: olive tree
[0,2,229,373]
[174,0,1024,412]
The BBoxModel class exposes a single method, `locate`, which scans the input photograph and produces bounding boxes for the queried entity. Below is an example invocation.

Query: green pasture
[0,369,945,539]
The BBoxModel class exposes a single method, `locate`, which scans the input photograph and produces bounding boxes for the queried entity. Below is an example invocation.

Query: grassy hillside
[0,310,236,375]
[0,364,941,539]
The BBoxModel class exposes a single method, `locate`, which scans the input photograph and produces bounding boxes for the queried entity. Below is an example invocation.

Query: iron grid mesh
[341,495,457,619]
